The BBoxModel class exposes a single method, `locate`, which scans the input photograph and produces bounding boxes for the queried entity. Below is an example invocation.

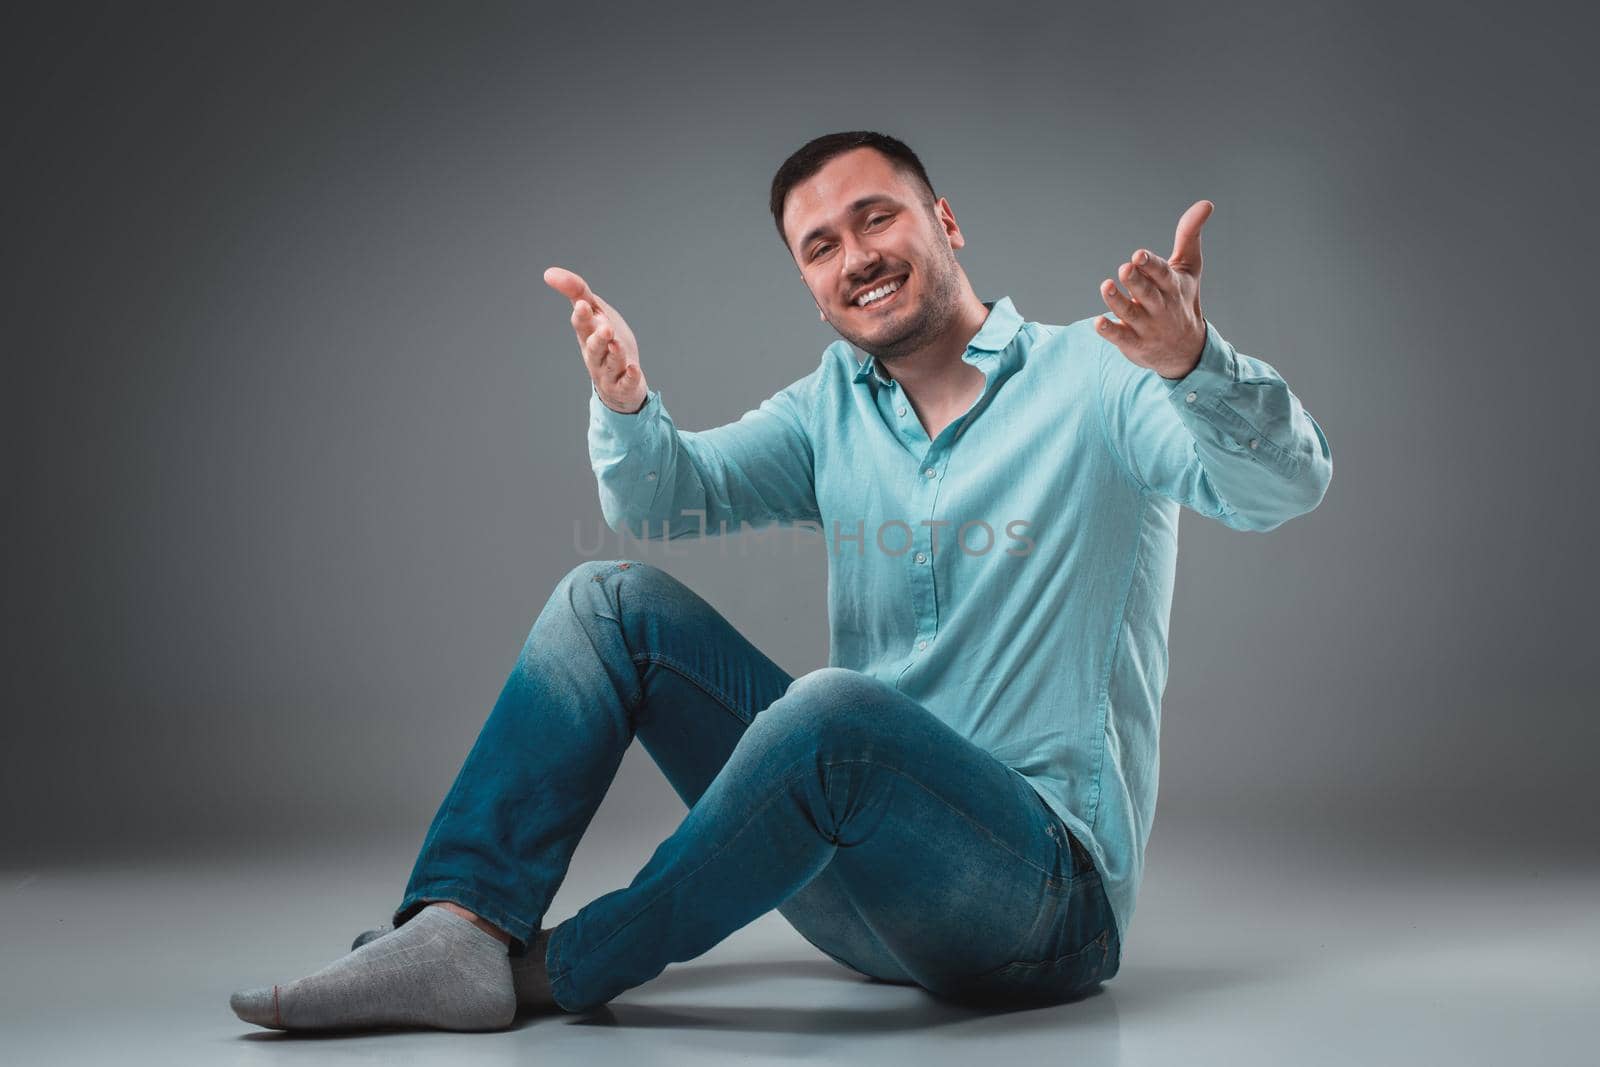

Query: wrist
[1157,320,1208,381]
[604,394,648,415]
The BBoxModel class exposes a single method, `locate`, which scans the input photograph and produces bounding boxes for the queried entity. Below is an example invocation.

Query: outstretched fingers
[580,306,624,380]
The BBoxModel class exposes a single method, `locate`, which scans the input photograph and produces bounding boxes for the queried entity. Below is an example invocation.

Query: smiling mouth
[853,275,908,312]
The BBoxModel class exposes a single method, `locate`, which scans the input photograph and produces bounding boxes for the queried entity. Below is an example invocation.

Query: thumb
[1169,200,1213,271]
[543,266,597,305]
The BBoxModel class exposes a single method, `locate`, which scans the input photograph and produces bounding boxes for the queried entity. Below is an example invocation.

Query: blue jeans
[394,559,1120,1012]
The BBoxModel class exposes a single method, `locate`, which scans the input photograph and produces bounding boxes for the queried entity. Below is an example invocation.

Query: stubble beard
[835,239,965,365]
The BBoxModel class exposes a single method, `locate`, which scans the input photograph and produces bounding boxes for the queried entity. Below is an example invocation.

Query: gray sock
[230,905,516,1031]
[352,919,558,1011]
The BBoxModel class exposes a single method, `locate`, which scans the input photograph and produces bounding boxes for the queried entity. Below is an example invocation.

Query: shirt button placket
[912,457,940,656]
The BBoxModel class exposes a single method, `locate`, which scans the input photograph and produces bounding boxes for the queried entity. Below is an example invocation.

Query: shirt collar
[851,296,1025,384]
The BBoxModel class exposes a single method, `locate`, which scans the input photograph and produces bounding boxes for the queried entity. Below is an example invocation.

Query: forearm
[587,382,820,539]
[1164,321,1333,531]
[588,386,704,539]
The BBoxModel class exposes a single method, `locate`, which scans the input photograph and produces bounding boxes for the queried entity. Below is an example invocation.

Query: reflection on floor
[3,808,1595,1066]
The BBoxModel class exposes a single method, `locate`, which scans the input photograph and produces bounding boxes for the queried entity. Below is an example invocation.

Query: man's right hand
[543,267,650,414]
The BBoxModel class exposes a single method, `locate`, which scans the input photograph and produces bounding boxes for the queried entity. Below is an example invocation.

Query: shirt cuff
[1164,319,1237,409]
[589,383,662,447]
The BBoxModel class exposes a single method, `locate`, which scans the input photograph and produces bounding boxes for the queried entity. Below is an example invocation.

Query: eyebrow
[795,195,900,256]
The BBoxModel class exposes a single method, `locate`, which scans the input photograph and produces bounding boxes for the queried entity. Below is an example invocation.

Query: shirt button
[924,467,936,478]
[1185,391,1197,404]
[645,471,658,481]
[914,552,927,564]
[1248,438,1259,450]
[917,640,927,651]
[897,406,906,416]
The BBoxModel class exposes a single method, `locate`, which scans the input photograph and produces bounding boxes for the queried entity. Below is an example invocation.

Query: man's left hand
[1097,200,1214,380]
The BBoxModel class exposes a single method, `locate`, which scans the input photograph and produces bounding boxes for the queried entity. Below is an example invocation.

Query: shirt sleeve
[586,375,821,540]
[1095,319,1333,532]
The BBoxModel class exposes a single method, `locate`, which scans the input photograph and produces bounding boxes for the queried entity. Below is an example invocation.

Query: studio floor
[3,803,1594,1066]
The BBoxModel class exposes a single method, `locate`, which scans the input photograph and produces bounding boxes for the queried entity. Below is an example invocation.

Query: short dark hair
[769,131,938,253]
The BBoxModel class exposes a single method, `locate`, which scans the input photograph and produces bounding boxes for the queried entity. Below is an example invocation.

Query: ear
[935,197,965,251]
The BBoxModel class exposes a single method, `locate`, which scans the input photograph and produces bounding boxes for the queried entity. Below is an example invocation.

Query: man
[230,130,1332,1031]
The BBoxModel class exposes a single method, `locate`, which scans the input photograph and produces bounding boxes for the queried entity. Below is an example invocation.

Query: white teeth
[856,278,902,307]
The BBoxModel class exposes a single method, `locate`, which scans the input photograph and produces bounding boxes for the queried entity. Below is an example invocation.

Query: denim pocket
[955,925,1117,1008]
[972,927,1113,1011]
[948,831,1121,1009]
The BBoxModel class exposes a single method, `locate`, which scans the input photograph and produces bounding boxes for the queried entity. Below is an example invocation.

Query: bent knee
[746,668,912,767]
[561,558,690,598]
[784,667,881,703]
[563,558,650,586]
[766,668,897,731]
[557,558,701,630]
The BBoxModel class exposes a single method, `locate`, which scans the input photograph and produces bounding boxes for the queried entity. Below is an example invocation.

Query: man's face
[782,147,969,363]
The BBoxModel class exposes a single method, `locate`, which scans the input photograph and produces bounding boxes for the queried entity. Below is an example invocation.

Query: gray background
[9,0,1593,861]
[6,1,1596,1062]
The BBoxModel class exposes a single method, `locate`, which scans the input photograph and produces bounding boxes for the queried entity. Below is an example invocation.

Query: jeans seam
[977,927,1108,979]
[546,755,825,983]
[630,650,757,728]
[824,758,1066,887]
[548,752,1064,985]
[591,562,768,724]
[410,763,468,882]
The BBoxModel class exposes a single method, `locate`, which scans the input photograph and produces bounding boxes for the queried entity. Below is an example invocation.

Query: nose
[842,235,881,282]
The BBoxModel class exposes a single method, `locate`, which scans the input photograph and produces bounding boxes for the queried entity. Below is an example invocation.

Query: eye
[867,213,892,227]
[810,243,834,260]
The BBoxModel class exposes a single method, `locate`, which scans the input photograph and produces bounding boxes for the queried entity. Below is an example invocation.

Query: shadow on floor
[238,952,1301,1042]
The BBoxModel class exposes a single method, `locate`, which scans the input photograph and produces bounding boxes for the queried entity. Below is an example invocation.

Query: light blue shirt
[587,297,1333,943]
